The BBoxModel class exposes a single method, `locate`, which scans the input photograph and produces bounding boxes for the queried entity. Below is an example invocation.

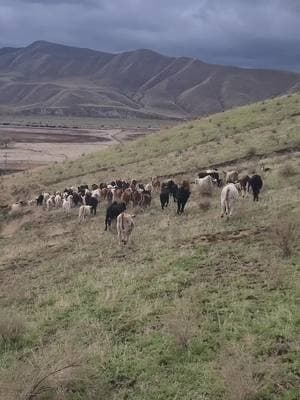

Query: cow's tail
[105,211,108,231]
[121,212,125,230]
[225,185,230,214]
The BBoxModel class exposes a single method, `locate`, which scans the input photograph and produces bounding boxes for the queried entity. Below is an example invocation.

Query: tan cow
[116,212,135,245]
[220,183,239,218]
[224,170,239,183]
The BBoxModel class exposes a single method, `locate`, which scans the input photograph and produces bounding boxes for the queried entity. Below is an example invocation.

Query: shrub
[0,311,26,344]
[279,164,296,178]
[269,218,299,257]
[199,198,211,211]
[164,298,197,351]
[247,146,257,156]
[219,345,267,400]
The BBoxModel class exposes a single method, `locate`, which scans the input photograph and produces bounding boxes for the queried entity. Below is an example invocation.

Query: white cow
[55,193,63,208]
[9,201,27,214]
[195,175,214,196]
[220,183,239,218]
[43,192,50,207]
[91,189,101,202]
[78,205,92,222]
[63,195,73,213]
[46,195,55,210]
[116,212,135,245]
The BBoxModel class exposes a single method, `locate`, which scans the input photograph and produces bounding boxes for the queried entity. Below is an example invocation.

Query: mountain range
[0,40,300,120]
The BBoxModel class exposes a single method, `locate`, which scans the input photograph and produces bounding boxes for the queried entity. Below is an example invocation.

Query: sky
[0,0,300,71]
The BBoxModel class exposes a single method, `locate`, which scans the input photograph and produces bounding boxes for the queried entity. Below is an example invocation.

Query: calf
[220,183,239,217]
[105,201,126,231]
[249,174,263,201]
[116,212,135,245]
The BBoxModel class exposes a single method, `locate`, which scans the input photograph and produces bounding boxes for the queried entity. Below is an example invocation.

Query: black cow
[249,174,263,201]
[105,201,126,231]
[167,180,178,202]
[85,193,98,215]
[36,194,44,206]
[72,191,83,206]
[238,175,250,197]
[177,183,191,214]
[160,183,170,210]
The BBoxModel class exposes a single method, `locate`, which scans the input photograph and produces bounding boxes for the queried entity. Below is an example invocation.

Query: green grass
[0,93,299,399]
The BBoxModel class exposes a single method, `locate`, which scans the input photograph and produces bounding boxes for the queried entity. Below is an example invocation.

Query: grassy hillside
[0,93,299,400]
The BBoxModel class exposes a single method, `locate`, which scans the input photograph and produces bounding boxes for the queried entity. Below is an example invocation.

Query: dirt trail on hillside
[161,145,300,180]
[179,227,267,246]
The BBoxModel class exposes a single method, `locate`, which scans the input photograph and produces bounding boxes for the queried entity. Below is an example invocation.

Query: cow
[220,183,239,218]
[249,174,263,201]
[116,212,135,245]
[10,201,27,214]
[177,181,191,214]
[238,175,250,197]
[78,205,92,222]
[121,188,132,206]
[63,195,73,213]
[84,193,98,215]
[46,195,55,211]
[132,190,142,207]
[167,180,178,202]
[195,175,214,196]
[160,183,170,210]
[105,201,126,231]
[55,193,63,208]
[151,176,161,192]
[224,170,239,184]
[140,190,151,209]
[36,194,44,206]
[198,169,221,186]
[145,183,153,193]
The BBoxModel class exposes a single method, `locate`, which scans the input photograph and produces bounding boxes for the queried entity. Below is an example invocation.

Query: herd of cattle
[10,169,263,245]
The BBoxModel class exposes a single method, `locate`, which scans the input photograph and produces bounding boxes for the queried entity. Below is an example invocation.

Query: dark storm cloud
[0,0,299,71]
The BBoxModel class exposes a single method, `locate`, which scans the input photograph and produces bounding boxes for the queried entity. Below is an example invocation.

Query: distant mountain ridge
[0,40,300,120]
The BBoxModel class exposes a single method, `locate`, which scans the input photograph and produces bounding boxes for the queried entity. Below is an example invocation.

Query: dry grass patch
[219,345,272,400]
[269,217,299,257]
[164,297,199,351]
[0,310,27,344]
[279,163,297,178]
[0,343,106,400]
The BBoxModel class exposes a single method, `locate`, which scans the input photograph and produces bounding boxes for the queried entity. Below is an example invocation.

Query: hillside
[0,94,299,399]
[1,41,300,120]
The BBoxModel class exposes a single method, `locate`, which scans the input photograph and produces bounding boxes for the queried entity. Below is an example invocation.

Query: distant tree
[0,138,13,149]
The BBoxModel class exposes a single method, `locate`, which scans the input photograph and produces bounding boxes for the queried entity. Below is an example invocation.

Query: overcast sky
[0,0,300,71]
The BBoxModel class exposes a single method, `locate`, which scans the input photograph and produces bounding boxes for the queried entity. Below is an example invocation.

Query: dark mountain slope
[0,41,299,119]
